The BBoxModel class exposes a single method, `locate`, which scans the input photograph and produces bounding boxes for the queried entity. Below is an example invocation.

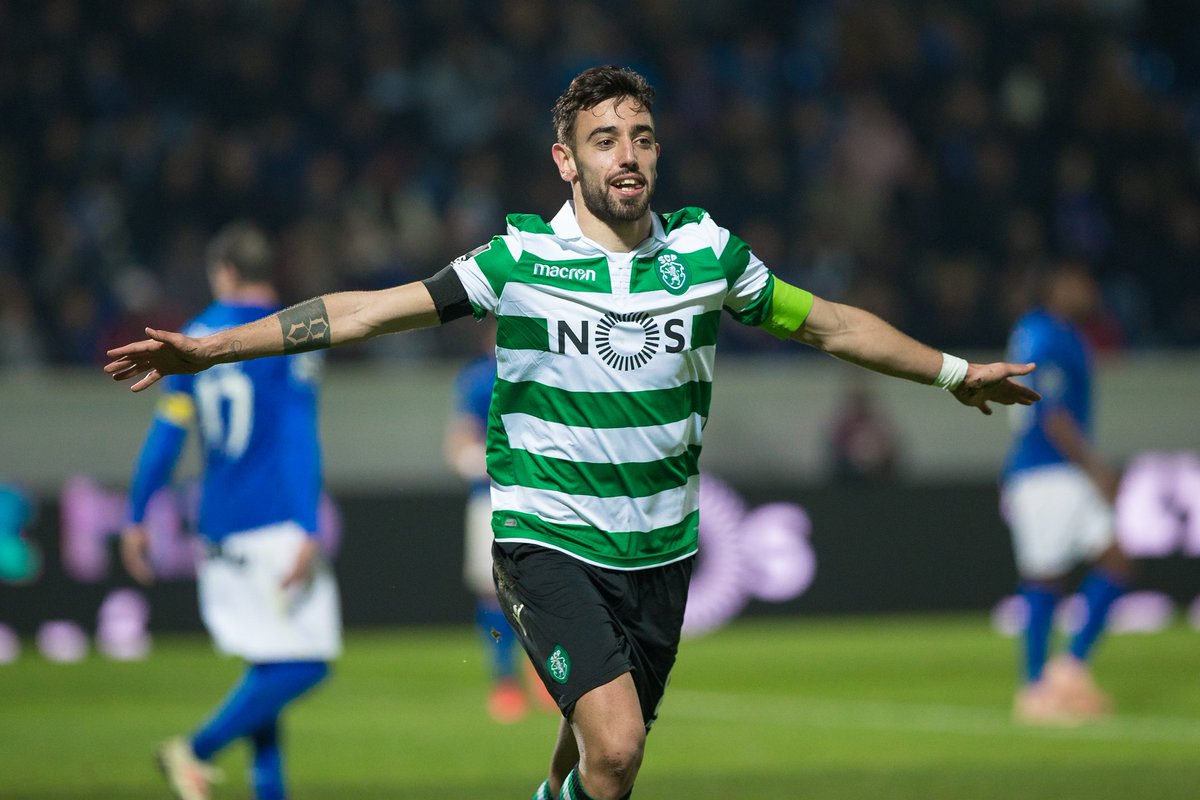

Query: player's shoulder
[1010,309,1073,362]
[459,213,551,266]
[505,213,554,236]
[659,206,713,235]
[1012,309,1055,337]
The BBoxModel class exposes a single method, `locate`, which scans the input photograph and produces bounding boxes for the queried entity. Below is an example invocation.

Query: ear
[551,142,577,183]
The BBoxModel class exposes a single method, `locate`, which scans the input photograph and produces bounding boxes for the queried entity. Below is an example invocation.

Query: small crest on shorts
[547,644,571,684]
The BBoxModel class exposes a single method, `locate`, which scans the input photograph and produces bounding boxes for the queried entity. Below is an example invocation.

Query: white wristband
[934,353,968,391]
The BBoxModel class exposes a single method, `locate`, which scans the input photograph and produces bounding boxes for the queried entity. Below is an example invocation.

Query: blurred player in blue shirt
[1002,263,1131,725]
[444,320,555,722]
[121,222,341,800]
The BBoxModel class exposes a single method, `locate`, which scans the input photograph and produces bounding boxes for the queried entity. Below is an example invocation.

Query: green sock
[561,768,599,800]
[533,779,554,800]
[559,767,633,799]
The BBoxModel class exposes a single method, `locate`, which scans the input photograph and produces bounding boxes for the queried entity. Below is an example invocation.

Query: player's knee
[582,728,644,797]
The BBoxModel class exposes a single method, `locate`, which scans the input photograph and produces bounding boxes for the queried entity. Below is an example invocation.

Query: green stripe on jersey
[493,509,699,569]
[495,445,702,499]
[492,379,713,429]
[659,207,707,233]
[716,232,754,285]
[629,250,728,294]
[506,213,554,235]
[496,315,549,351]
[520,256,612,293]
[471,237,518,298]
[692,310,721,348]
[727,274,774,327]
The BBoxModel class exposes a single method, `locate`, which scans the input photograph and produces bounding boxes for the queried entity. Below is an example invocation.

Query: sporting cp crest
[546,644,571,684]
[655,253,690,295]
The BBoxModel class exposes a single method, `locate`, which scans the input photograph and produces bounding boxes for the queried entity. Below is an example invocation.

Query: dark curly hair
[552,65,656,147]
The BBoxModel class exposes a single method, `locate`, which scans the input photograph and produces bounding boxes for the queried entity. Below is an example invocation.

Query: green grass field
[3,615,1198,799]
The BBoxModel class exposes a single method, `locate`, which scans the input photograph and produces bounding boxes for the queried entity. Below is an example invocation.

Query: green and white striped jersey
[451,202,785,570]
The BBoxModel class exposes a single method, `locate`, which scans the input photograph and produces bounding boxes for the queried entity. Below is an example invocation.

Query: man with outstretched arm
[108,65,1038,800]
[120,221,341,800]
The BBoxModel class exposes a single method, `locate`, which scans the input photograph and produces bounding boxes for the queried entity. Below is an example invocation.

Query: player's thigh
[1074,477,1117,563]
[615,555,693,730]
[462,493,495,595]
[570,672,646,761]
[492,542,633,717]
[1004,466,1094,579]
[199,524,340,661]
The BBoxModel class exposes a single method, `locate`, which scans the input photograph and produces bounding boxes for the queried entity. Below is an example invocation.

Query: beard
[578,162,655,224]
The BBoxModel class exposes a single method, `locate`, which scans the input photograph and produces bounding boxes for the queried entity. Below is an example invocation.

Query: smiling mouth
[610,175,645,194]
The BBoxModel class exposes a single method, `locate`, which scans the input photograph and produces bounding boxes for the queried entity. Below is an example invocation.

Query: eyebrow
[585,123,656,142]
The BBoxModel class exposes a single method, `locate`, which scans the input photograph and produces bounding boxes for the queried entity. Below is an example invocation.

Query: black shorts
[492,541,694,727]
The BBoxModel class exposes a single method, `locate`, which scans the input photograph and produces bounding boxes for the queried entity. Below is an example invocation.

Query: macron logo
[533,263,596,283]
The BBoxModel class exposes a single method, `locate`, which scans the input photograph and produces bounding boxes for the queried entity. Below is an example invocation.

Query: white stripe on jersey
[490,475,701,534]
[500,412,705,465]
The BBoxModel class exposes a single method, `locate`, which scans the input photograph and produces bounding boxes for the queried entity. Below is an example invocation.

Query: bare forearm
[1045,408,1104,472]
[792,300,943,384]
[203,284,439,363]
[1044,407,1118,499]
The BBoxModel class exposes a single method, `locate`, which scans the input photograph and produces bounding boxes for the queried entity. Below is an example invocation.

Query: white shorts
[463,493,495,596]
[198,522,342,662]
[1001,464,1116,580]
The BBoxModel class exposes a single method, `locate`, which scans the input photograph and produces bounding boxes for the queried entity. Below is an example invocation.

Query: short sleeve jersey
[1002,309,1093,481]
[451,203,788,569]
[155,302,324,540]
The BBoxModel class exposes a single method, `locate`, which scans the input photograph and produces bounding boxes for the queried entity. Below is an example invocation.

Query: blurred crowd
[2,0,1199,369]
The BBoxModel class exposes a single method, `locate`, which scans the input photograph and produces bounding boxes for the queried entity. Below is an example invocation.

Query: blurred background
[2,0,1200,368]
[1,0,1199,680]
[3,2,1200,797]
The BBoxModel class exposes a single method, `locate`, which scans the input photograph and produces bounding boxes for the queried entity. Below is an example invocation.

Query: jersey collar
[550,201,667,254]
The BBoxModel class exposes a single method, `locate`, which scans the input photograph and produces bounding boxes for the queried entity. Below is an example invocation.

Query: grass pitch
[3,615,1198,799]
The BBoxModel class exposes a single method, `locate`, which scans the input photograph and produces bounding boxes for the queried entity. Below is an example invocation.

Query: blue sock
[1069,569,1126,662]
[1020,584,1059,683]
[251,722,284,800]
[191,660,329,796]
[477,600,517,681]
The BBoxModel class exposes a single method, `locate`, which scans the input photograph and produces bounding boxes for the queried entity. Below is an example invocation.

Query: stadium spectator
[826,380,903,483]
[120,221,341,800]
[2,2,1200,364]
[1001,262,1133,725]
[105,65,1039,800]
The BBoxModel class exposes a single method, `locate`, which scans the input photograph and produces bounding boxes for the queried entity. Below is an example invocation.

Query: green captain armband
[759,278,815,339]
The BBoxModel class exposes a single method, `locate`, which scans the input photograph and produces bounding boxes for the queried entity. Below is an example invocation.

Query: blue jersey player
[444,322,556,723]
[1002,264,1131,725]
[121,222,341,800]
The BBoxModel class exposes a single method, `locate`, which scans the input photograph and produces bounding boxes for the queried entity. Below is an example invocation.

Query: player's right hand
[104,327,210,392]
[120,526,155,586]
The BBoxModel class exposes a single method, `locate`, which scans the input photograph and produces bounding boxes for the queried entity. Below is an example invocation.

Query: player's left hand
[281,536,319,589]
[952,362,1041,415]
[120,526,155,585]
[104,327,212,392]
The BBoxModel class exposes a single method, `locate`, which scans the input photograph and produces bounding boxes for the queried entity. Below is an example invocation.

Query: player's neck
[573,199,651,253]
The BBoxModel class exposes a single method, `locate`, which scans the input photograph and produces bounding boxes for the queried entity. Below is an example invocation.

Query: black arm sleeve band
[422,263,474,323]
